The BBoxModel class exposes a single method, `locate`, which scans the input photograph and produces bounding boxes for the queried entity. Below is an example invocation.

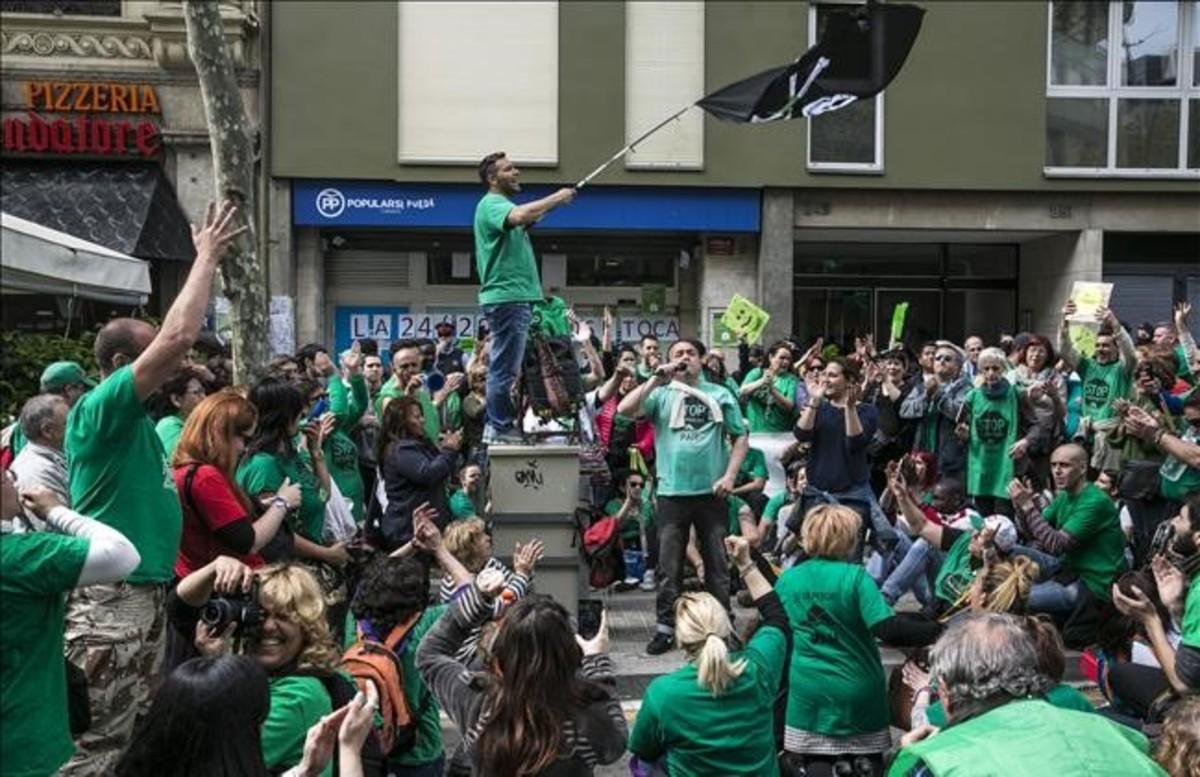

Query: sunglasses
[934,355,957,363]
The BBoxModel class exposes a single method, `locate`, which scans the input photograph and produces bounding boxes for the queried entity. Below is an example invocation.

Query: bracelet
[737,562,756,577]
[269,496,289,512]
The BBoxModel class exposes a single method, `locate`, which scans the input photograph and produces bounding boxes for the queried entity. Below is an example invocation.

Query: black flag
[696,3,925,123]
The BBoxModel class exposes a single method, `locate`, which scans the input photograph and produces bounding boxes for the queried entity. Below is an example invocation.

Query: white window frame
[1045,0,1200,178]
[806,0,885,174]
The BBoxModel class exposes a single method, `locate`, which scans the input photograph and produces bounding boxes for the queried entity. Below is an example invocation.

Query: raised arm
[1058,300,1080,371]
[506,187,576,227]
[132,201,245,400]
[617,366,669,418]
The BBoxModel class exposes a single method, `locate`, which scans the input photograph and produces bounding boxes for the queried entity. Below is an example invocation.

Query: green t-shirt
[0,532,88,777]
[629,622,788,777]
[739,446,769,484]
[1077,357,1132,423]
[473,191,542,306]
[327,374,368,524]
[1160,425,1200,502]
[1046,483,1126,600]
[67,365,182,583]
[775,559,893,736]
[933,529,978,606]
[393,605,447,765]
[1181,569,1200,650]
[762,491,790,524]
[6,422,27,457]
[262,675,334,776]
[604,497,653,544]
[155,413,185,460]
[375,378,440,443]
[964,384,1020,500]
[644,381,748,497]
[726,495,752,536]
[740,368,799,433]
[926,682,1094,728]
[238,451,325,542]
[449,488,477,520]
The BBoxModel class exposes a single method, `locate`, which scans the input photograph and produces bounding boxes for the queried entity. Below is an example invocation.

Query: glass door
[875,289,941,349]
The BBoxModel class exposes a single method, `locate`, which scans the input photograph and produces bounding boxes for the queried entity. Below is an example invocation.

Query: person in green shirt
[1119,392,1200,502]
[605,468,654,548]
[377,343,444,444]
[775,505,939,774]
[3,360,96,461]
[447,462,485,521]
[890,613,1162,777]
[63,199,244,776]
[739,341,799,434]
[630,535,789,777]
[1009,443,1126,615]
[1,478,139,777]
[1109,494,1200,712]
[733,445,770,517]
[618,338,749,655]
[154,367,208,459]
[473,151,575,443]
[1058,299,1136,428]
[324,344,369,524]
[956,347,1037,516]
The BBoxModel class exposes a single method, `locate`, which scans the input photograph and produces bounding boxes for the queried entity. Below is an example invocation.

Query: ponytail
[674,593,747,698]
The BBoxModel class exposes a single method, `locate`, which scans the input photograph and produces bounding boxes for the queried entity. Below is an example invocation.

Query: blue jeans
[482,302,532,433]
[1013,545,1081,615]
[880,535,939,607]
[828,481,898,552]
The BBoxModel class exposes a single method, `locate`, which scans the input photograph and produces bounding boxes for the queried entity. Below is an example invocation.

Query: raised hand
[575,609,609,656]
[724,535,751,568]
[191,200,247,263]
[342,340,362,375]
[1006,478,1034,510]
[514,539,545,577]
[1151,555,1186,612]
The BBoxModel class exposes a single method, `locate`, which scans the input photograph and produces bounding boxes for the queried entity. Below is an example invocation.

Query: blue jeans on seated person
[482,302,532,434]
[1013,544,1081,615]
[880,535,939,607]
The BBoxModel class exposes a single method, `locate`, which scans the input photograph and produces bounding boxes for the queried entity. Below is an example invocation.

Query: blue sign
[333,305,408,356]
[294,181,760,232]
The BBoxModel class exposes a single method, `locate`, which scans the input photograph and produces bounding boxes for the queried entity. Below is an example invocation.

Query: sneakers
[645,632,674,655]
[638,569,656,592]
[482,425,524,446]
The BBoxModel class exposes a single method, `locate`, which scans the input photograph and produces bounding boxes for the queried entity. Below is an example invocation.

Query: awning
[0,161,194,262]
[2,212,152,305]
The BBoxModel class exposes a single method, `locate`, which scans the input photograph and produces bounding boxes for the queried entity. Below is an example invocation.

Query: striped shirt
[438,558,531,663]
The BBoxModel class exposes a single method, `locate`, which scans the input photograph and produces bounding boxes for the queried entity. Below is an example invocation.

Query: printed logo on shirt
[681,396,714,432]
[1083,377,1110,409]
[975,410,1010,446]
[800,603,838,646]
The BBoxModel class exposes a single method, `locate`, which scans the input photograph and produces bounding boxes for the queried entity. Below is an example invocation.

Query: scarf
[666,380,724,430]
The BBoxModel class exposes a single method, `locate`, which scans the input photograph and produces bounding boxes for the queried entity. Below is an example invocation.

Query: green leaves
[0,330,98,421]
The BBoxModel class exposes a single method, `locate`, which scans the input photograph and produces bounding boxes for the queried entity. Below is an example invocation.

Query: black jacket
[379,438,455,550]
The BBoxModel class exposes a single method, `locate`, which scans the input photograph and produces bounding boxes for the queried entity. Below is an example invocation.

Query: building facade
[266,1,1199,354]
[0,0,261,330]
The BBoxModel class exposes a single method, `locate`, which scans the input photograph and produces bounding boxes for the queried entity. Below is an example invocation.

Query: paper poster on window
[269,296,295,357]
[1067,282,1113,324]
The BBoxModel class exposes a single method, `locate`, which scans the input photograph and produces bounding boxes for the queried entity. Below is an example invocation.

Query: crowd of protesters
[1,165,1199,777]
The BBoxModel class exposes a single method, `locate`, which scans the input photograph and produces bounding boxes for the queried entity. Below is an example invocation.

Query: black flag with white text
[696,3,925,123]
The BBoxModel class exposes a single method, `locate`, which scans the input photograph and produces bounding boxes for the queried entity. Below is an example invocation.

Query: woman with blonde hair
[1157,696,1200,777]
[775,504,940,777]
[170,557,362,776]
[173,389,301,579]
[629,534,789,776]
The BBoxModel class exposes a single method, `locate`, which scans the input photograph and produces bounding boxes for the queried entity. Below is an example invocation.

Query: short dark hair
[351,556,429,636]
[641,334,659,345]
[478,151,506,186]
[669,337,706,358]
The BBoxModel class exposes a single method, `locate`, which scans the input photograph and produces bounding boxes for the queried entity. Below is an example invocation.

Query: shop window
[1,0,121,14]
[795,242,941,277]
[566,252,675,287]
[807,2,884,173]
[1046,1,1200,177]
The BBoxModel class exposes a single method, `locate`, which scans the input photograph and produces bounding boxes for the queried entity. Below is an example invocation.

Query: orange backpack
[341,612,422,755]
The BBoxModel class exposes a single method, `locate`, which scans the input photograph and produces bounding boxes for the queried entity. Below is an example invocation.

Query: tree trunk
[184,0,268,385]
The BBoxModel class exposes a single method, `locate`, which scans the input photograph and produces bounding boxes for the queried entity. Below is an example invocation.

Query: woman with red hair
[172,389,300,579]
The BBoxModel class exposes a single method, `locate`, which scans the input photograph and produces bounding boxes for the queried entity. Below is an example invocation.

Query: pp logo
[315,188,345,218]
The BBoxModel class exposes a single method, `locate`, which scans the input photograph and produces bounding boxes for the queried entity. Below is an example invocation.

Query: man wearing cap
[0,362,95,464]
[60,201,245,776]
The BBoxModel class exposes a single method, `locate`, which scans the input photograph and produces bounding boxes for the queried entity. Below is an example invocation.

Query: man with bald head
[1007,443,1126,616]
[61,201,245,776]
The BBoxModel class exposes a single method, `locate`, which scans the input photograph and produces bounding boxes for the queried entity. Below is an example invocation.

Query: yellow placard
[1068,281,1113,324]
[1069,322,1098,358]
[720,294,770,345]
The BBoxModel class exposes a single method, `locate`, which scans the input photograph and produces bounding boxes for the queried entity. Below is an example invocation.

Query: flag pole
[574,104,695,189]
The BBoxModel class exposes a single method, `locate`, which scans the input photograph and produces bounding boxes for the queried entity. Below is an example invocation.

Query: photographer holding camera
[169,556,359,777]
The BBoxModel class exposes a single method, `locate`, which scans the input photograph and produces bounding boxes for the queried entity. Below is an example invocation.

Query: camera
[201,581,264,639]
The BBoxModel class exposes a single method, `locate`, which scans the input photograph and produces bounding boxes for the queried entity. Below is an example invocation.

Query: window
[1046,1,1200,177]
[0,0,120,14]
[807,2,884,173]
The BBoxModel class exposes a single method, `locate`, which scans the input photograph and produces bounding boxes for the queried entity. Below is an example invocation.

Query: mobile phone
[306,396,329,423]
[577,599,603,640]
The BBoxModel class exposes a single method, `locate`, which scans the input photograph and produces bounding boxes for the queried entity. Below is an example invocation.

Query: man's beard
[1171,530,1199,558]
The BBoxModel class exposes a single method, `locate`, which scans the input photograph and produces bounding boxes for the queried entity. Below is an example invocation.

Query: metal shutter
[1103,273,1174,328]
[326,250,410,298]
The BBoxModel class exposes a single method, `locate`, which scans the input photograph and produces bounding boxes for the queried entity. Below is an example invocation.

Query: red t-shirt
[173,464,263,578]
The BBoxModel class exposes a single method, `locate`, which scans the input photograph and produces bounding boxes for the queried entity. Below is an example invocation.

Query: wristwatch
[269,495,290,512]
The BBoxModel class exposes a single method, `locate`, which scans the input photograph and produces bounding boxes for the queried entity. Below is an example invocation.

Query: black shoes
[645,632,675,655]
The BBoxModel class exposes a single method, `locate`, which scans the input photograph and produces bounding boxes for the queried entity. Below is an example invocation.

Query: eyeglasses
[934,355,957,363]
